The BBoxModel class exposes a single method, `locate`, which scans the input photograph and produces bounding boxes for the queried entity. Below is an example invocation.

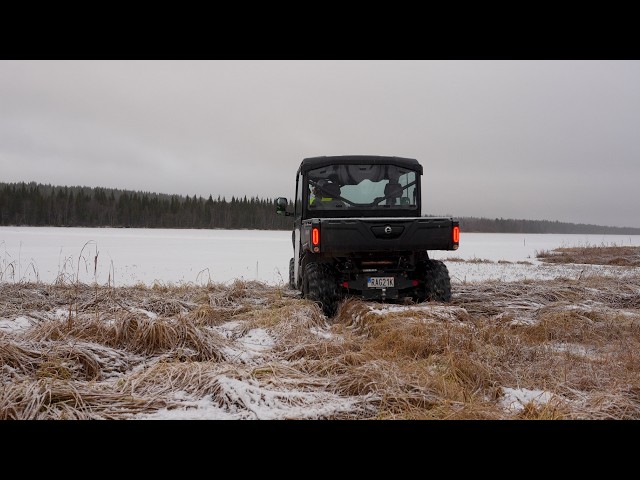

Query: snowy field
[1,226,639,286]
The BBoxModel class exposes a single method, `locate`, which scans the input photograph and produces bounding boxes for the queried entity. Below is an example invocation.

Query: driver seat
[383,182,402,205]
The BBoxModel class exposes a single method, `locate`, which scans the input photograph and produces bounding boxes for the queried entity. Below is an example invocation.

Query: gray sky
[1,60,639,228]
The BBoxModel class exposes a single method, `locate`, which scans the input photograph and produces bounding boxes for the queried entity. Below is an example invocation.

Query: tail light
[311,226,320,252]
[452,224,460,250]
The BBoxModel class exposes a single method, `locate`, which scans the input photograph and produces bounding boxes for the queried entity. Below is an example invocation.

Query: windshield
[307,164,418,210]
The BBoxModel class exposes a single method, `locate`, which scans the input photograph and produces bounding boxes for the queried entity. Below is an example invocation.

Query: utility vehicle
[275,155,459,316]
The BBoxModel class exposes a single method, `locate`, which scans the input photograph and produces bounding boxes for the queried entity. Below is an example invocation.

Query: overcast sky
[1,60,638,228]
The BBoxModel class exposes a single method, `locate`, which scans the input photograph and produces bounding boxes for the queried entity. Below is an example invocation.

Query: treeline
[0,182,292,230]
[2,181,639,234]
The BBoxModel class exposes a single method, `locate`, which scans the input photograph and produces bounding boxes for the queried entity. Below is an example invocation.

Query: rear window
[308,164,418,210]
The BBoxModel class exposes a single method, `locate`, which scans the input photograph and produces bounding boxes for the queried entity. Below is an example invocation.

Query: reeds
[536,244,640,267]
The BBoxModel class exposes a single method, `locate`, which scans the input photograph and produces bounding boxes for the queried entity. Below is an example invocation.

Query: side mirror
[275,197,291,216]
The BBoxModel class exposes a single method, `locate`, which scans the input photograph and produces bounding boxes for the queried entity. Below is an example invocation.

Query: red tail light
[312,227,320,246]
[452,226,460,243]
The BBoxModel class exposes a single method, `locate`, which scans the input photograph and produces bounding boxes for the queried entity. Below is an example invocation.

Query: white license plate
[367,277,394,288]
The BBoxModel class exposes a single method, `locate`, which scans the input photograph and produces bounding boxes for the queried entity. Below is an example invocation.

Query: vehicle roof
[298,155,423,174]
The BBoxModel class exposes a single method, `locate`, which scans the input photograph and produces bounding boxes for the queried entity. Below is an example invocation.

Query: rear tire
[303,262,339,317]
[416,260,451,302]
[288,258,295,289]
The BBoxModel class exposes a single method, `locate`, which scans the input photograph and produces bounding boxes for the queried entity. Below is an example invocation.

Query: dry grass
[1,249,640,420]
[537,244,640,267]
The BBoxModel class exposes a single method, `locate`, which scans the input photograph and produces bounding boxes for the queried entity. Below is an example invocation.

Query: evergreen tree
[2,181,639,234]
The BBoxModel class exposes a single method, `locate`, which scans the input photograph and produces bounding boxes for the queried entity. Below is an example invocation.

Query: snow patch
[52,308,71,320]
[137,376,369,420]
[135,391,239,420]
[222,328,275,364]
[500,387,555,412]
[310,326,333,339]
[448,262,635,284]
[368,304,468,321]
[237,328,274,351]
[0,316,34,333]
[129,307,158,319]
[221,376,363,419]
[210,320,243,339]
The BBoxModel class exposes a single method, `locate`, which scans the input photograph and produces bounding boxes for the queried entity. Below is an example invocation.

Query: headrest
[384,183,402,198]
[322,182,341,198]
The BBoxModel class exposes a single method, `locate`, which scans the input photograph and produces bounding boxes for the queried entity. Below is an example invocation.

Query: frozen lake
[1,226,638,286]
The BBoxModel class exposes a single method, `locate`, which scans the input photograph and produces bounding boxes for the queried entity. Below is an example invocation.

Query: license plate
[367,277,394,288]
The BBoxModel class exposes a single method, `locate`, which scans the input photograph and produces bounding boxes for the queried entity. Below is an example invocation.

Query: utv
[275,155,459,316]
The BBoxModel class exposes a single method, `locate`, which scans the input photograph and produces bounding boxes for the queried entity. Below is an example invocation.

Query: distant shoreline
[2,222,640,236]
[2,181,639,234]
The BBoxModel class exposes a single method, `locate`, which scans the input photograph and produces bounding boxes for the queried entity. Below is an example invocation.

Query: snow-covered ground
[1,226,638,286]
[1,227,639,420]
